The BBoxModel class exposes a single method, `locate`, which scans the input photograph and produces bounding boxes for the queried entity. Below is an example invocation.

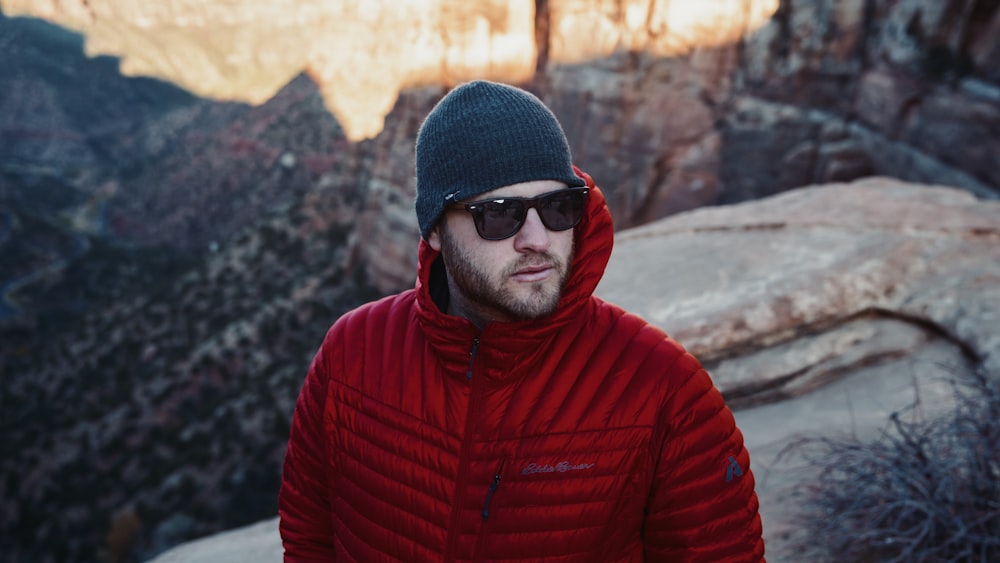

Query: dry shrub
[788,368,1000,562]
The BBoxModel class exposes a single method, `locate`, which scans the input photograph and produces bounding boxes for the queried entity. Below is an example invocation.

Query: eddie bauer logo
[521,461,596,475]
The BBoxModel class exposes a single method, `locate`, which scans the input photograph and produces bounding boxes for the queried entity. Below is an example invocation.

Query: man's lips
[512,264,554,282]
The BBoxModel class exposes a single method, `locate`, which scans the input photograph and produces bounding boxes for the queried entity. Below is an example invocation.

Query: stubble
[438,226,573,323]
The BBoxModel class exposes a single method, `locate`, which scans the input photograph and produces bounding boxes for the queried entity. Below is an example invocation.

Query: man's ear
[427,224,442,252]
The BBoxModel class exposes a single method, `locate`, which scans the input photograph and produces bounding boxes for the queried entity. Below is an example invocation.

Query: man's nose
[513,208,551,252]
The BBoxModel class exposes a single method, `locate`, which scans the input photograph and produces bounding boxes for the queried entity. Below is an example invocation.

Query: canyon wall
[3,0,998,292]
[0,0,777,140]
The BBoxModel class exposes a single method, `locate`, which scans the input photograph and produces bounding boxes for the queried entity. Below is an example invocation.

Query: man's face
[429,180,576,326]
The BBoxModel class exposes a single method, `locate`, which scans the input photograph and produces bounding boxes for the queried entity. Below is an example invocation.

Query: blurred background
[1,1,998,561]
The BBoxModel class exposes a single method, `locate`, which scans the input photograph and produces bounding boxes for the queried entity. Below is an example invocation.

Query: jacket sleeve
[279,332,337,561]
[643,350,765,562]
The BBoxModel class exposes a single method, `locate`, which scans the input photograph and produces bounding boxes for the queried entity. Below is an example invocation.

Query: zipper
[443,336,484,562]
[474,456,508,559]
[466,336,480,379]
[482,457,506,520]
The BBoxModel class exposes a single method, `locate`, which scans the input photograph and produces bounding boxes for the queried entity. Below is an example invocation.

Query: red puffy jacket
[279,171,765,561]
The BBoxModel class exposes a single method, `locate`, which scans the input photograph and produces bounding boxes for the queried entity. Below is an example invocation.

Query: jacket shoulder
[315,290,419,375]
[325,289,418,340]
[587,296,694,371]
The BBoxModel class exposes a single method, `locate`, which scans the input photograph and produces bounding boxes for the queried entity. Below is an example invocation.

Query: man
[279,80,765,561]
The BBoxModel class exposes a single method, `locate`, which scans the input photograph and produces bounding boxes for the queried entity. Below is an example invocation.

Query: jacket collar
[414,168,614,380]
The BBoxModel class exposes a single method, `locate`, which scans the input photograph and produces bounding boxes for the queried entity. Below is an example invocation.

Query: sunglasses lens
[538,190,586,231]
[475,200,526,240]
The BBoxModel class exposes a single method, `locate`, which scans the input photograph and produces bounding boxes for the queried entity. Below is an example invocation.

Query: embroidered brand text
[521,461,596,475]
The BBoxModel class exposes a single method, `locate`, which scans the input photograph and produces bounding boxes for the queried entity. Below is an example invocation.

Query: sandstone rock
[148,518,281,563]
[599,177,1000,389]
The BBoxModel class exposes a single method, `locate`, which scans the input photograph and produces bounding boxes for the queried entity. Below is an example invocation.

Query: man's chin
[503,285,562,320]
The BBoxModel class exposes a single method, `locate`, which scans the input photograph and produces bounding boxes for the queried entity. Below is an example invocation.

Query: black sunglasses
[448,187,590,240]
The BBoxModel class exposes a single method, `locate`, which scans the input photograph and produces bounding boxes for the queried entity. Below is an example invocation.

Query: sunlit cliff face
[0,0,778,140]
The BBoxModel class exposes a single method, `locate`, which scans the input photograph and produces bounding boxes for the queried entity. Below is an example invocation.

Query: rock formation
[2,0,997,222]
[0,0,778,141]
[3,0,999,291]
[599,176,999,396]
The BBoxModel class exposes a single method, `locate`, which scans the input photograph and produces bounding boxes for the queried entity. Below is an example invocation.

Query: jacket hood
[413,167,615,378]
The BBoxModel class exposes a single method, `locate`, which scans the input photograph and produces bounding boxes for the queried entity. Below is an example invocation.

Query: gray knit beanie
[415,80,585,239]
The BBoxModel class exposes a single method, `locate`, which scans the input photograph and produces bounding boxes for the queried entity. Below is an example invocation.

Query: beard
[438,226,573,323]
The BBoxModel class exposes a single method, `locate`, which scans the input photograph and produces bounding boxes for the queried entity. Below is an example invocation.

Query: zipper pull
[466,336,480,380]
[482,458,505,520]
